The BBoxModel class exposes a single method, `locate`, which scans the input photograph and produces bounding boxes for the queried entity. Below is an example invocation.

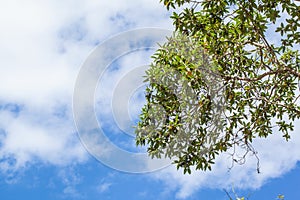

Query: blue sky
[0,0,300,199]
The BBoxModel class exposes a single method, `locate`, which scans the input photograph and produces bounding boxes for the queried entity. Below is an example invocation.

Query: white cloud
[0,106,87,171]
[0,0,171,174]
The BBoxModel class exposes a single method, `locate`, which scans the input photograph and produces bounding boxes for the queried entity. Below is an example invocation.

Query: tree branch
[224,68,300,82]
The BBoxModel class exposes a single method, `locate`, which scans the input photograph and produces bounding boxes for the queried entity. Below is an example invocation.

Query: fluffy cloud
[0,0,171,173]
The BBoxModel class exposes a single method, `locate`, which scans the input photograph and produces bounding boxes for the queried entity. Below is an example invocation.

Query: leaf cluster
[136,0,300,173]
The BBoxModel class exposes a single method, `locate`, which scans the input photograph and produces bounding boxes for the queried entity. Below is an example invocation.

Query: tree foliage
[136,0,300,173]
